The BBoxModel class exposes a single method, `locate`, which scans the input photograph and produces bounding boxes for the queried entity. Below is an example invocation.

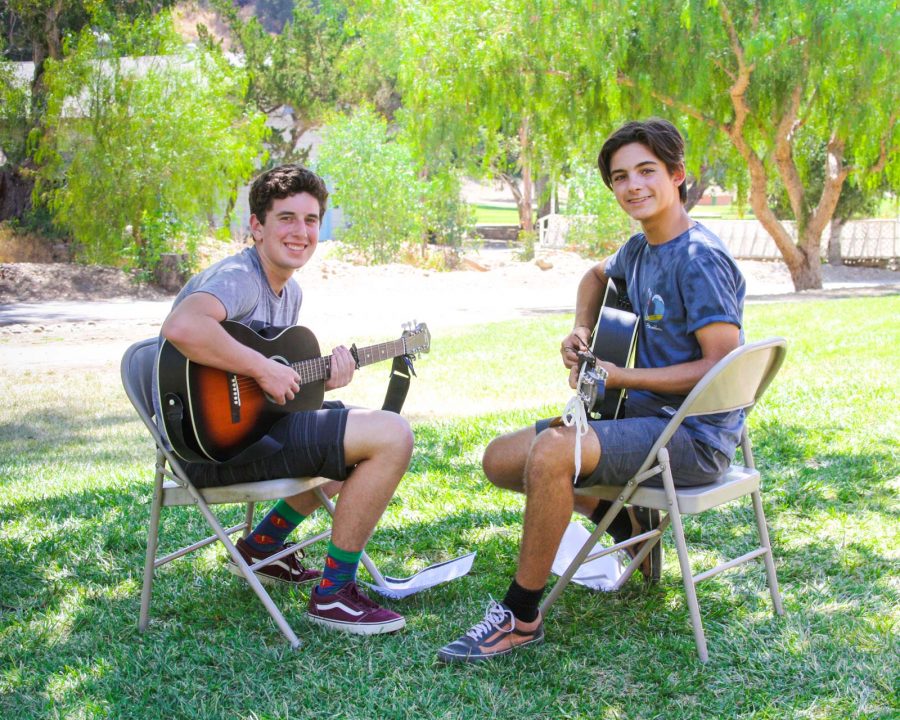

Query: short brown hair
[249,164,329,223]
[597,119,687,203]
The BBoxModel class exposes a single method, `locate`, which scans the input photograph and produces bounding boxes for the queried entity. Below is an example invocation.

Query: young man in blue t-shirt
[438,119,746,662]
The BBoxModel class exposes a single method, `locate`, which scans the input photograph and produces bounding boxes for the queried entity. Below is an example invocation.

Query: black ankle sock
[503,578,545,623]
[589,501,632,543]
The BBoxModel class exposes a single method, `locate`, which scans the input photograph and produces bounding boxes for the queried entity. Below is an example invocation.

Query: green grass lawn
[472,203,520,226]
[1,296,898,719]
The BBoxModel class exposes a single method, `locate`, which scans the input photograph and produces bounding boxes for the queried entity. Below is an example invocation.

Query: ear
[249,214,263,242]
[672,163,687,187]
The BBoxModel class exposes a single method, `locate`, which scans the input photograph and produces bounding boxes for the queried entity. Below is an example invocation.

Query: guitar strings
[229,339,412,395]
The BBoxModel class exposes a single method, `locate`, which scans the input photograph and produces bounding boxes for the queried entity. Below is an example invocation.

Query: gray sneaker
[437,600,544,663]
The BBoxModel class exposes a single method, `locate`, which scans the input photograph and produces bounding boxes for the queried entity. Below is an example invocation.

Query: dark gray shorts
[536,413,731,488]
[185,401,351,488]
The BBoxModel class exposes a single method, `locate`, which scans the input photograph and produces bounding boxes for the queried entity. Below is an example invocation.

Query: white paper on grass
[551,522,625,591]
[364,552,476,599]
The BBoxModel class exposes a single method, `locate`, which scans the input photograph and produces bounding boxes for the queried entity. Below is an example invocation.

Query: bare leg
[483,425,601,518]
[281,480,341,516]
[329,409,413,552]
[482,427,534,492]
[515,425,601,589]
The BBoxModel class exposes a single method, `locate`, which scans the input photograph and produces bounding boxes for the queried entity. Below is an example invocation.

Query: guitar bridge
[228,373,241,424]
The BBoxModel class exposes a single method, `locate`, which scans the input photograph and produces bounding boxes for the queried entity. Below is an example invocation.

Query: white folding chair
[542,337,788,661]
[121,338,390,649]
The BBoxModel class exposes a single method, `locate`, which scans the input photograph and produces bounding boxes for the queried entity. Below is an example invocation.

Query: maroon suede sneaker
[227,538,321,586]
[307,581,406,635]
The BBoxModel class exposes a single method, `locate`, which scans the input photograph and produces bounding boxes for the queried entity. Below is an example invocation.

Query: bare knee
[482,437,504,485]
[524,428,577,490]
[482,432,529,492]
[344,409,414,468]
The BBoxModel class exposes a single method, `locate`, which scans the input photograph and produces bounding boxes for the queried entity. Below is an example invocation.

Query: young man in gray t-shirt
[159,165,410,635]
[439,119,746,662]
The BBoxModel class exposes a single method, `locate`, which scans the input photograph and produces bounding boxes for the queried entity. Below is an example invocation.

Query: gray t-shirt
[152,246,302,446]
[171,245,302,327]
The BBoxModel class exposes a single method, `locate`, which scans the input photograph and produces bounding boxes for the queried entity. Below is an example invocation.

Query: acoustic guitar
[157,321,430,462]
[577,278,639,419]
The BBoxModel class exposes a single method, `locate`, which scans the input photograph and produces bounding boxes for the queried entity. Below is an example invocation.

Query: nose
[625,172,644,194]
[290,220,307,239]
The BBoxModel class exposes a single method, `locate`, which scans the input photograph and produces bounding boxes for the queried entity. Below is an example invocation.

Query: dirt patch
[0,262,171,303]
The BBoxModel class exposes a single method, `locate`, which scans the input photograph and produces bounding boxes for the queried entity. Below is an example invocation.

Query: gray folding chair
[542,337,788,661]
[121,338,390,649]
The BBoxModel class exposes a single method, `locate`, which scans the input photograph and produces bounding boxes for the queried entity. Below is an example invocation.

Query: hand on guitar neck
[157,321,431,463]
[561,277,639,420]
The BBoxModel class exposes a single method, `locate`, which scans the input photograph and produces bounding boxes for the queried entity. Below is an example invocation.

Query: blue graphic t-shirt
[604,222,747,458]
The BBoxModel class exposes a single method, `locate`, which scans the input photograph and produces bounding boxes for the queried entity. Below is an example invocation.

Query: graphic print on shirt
[643,287,666,331]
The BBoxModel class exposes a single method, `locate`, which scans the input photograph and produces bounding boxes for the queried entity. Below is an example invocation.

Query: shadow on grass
[1,408,896,717]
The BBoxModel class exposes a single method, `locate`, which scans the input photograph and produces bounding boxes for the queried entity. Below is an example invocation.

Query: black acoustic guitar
[157,321,430,463]
[578,278,639,419]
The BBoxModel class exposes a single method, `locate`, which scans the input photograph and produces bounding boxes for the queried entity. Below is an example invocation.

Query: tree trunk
[535,174,553,219]
[0,167,34,222]
[827,217,845,266]
[518,122,533,232]
[683,165,710,212]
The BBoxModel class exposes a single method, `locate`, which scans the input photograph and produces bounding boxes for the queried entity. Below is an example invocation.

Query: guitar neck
[291,338,408,384]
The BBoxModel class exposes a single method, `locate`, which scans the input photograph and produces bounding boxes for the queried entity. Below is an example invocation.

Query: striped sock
[316,542,362,596]
[244,500,307,552]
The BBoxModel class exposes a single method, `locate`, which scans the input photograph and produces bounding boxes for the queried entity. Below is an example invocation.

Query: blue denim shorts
[536,414,731,488]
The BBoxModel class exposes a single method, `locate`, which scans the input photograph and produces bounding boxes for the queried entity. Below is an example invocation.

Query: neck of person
[641,204,693,246]
[256,252,293,297]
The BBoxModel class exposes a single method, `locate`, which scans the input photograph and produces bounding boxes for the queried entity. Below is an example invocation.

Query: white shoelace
[465,600,513,640]
[562,394,590,481]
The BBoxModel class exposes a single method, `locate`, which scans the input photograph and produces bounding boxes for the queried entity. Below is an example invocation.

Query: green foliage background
[33,14,267,271]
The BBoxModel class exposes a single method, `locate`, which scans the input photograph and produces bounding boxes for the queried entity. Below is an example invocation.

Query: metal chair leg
[752,490,784,615]
[194,496,302,650]
[660,450,709,663]
[243,502,256,539]
[139,455,165,632]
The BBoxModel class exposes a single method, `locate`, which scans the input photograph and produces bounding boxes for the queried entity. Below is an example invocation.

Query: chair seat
[162,476,332,507]
[577,464,761,515]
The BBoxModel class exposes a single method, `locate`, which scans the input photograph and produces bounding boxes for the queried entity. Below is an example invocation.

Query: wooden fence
[538,215,900,260]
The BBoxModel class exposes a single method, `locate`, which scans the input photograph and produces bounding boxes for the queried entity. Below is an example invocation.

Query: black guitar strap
[162,393,208,463]
[382,355,415,414]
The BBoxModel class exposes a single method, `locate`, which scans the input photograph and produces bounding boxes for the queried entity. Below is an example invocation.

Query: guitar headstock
[401,321,431,356]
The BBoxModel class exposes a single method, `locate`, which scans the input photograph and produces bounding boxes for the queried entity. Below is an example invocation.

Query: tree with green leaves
[0,44,32,219]
[602,0,899,290]
[211,0,350,164]
[35,13,267,271]
[347,0,618,232]
[315,105,425,262]
[0,1,177,223]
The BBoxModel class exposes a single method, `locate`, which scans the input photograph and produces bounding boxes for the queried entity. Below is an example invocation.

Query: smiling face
[249,192,321,293]
[608,142,686,231]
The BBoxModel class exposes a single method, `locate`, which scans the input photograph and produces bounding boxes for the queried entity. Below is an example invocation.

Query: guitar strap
[162,393,209,464]
[382,355,415,414]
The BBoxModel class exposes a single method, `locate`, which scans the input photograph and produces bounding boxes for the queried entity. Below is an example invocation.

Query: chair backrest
[682,337,787,418]
[639,337,787,474]
[121,337,166,447]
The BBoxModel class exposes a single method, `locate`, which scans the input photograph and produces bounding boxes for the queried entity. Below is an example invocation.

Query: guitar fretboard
[291,338,407,384]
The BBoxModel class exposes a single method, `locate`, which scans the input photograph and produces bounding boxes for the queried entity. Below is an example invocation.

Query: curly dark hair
[597,119,687,203]
[249,164,329,223]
